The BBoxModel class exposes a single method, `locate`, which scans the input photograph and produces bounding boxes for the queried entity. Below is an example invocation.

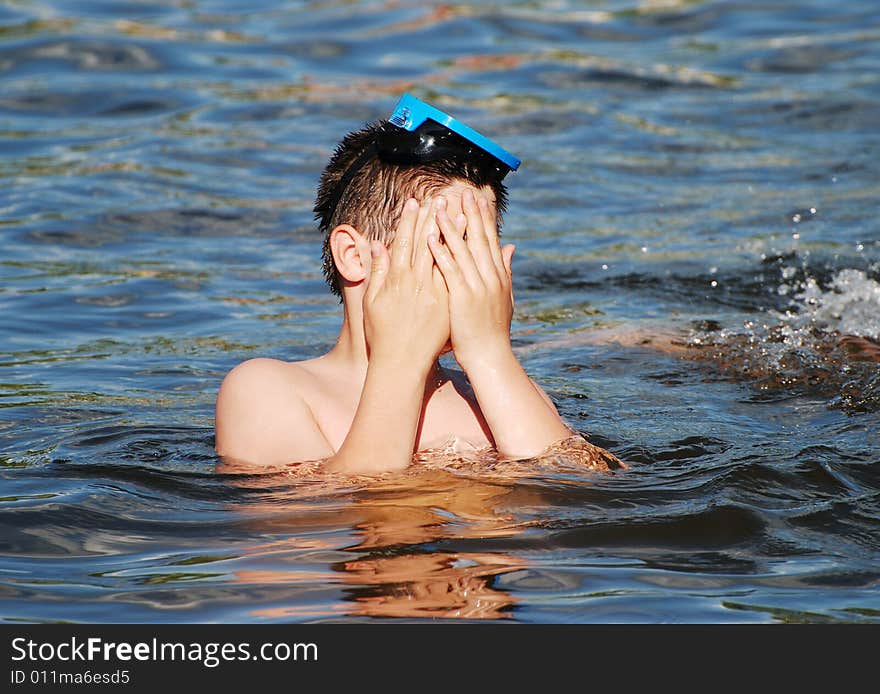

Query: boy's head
[314,98,516,298]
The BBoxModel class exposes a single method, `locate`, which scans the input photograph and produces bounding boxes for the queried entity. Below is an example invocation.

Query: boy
[215,94,621,474]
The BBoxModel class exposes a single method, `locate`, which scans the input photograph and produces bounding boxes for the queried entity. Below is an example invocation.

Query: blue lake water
[1,0,879,622]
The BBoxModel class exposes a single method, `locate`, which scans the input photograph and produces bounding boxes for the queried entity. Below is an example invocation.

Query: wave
[687,266,880,412]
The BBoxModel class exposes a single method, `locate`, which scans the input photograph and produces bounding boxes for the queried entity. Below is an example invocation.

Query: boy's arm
[429,192,572,459]
[324,198,450,474]
[216,199,447,475]
[456,350,573,458]
[214,352,429,474]
[322,354,431,474]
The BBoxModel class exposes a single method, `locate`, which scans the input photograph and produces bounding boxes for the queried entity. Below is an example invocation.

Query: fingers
[478,192,505,274]
[502,243,515,305]
[413,198,438,282]
[411,196,434,261]
[431,263,447,295]
[427,231,465,290]
[502,243,515,278]
[435,197,480,287]
[390,197,419,274]
[454,210,467,236]
[463,189,504,281]
[365,239,389,300]
[372,192,506,299]
[461,189,490,266]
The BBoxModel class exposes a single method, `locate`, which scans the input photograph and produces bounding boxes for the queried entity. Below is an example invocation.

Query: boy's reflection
[229,466,527,620]
[338,551,522,619]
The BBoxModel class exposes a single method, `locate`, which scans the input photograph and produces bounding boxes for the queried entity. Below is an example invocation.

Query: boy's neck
[329,308,369,371]
[327,305,444,389]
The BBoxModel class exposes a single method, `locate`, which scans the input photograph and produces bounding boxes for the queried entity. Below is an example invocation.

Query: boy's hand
[428,189,516,373]
[363,197,450,373]
[427,188,574,461]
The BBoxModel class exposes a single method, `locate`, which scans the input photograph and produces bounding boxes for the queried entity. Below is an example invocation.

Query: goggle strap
[323,141,378,227]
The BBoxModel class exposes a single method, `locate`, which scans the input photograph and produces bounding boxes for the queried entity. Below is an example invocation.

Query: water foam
[686,266,880,412]
[777,268,880,340]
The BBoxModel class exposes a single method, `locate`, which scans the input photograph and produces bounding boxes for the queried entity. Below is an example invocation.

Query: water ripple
[2,0,879,623]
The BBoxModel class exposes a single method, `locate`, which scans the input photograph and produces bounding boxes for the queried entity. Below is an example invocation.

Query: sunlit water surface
[2,0,879,623]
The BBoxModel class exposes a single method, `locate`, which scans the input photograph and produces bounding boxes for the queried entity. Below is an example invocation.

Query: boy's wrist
[368,351,436,381]
[454,340,516,375]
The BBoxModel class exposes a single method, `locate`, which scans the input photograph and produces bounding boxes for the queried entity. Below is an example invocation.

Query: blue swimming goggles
[381,93,520,172]
[325,93,520,221]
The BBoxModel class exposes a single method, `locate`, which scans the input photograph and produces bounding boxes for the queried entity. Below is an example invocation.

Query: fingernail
[405,198,418,211]
[435,197,446,210]
[370,240,381,257]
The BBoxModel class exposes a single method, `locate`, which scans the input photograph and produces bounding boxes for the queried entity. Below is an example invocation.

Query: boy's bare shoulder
[217,355,342,420]
[218,356,317,397]
[215,357,334,467]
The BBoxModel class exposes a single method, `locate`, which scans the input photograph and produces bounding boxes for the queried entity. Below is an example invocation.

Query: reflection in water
[339,551,522,619]
[228,467,533,620]
[217,439,623,619]
[216,440,621,619]
[337,470,524,619]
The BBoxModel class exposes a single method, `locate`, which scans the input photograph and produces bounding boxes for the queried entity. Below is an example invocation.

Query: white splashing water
[776,268,880,339]
[686,266,880,411]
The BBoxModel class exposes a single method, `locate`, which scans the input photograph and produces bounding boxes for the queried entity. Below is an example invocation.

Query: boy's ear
[329,224,372,285]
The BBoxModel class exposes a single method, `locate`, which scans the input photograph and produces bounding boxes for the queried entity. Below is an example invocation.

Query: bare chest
[307,379,492,454]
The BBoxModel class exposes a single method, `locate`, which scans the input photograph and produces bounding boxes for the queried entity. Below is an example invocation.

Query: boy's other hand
[428,189,515,373]
[363,197,451,373]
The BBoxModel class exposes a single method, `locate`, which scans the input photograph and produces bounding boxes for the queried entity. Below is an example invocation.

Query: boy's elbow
[529,377,563,416]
